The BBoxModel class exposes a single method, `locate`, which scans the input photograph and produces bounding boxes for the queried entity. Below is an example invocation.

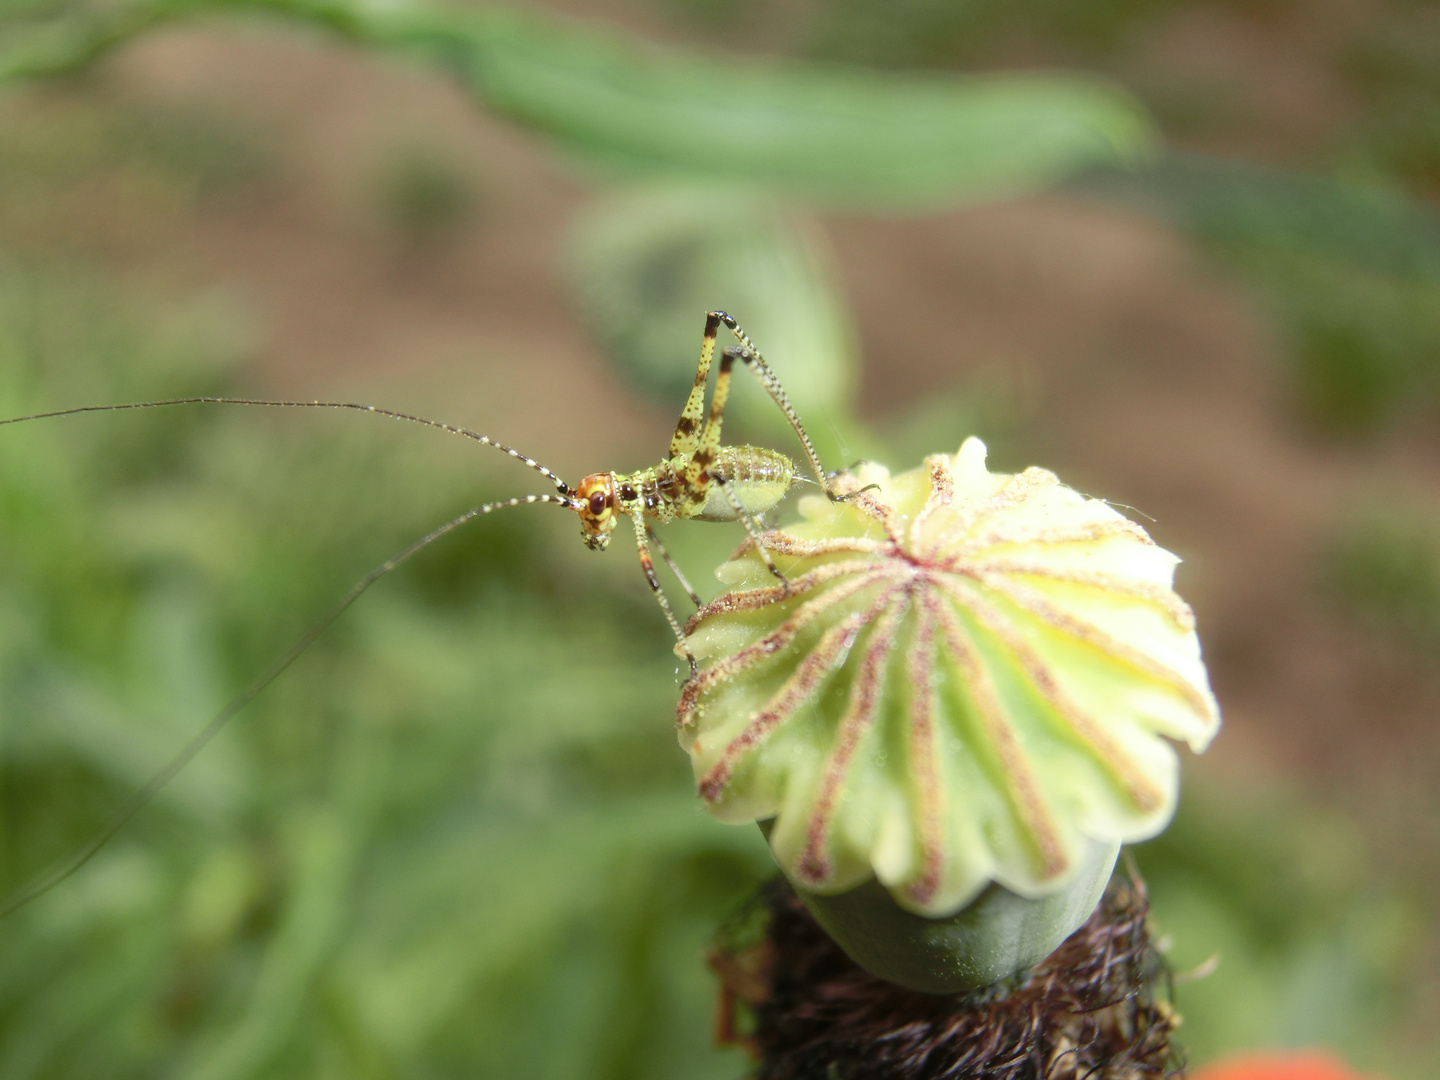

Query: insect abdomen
[698,445,797,520]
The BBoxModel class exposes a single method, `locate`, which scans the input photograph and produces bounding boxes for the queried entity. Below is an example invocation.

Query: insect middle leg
[714,474,787,588]
[632,513,697,676]
[645,524,701,607]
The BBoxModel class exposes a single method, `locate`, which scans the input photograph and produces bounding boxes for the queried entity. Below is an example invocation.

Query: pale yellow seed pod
[677,438,1220,990]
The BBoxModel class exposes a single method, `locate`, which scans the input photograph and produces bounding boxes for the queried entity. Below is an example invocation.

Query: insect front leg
[632,513,698,677]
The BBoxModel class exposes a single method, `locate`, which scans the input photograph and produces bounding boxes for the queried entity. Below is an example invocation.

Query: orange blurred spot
[1193,1050,1379,1080]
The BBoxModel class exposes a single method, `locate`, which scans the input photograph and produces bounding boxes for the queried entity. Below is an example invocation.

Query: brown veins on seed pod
[933,577,1167,814]
[727,533,890,560]
[797,595,906,885]
[902,595,944,907]
[698,608,877,802]
[960,572,1214,721]
[956,561,1197,631]
[677,567,902,728]
[926,591,1069,880]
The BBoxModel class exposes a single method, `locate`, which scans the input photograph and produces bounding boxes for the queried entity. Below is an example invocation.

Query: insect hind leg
[670,312,722,460]
[708,311,833,499]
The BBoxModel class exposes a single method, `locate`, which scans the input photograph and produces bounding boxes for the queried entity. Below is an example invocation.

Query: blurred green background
[0,0,1437,1077]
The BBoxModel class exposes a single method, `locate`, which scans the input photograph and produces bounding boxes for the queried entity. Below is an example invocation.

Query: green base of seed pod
[762,821,1120,995]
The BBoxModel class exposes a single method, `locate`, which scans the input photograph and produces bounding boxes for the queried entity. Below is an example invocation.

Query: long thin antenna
[0,398,571,495]
[0,492,576,920]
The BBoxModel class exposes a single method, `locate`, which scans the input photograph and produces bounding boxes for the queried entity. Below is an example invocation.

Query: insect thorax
[641,446,798,524]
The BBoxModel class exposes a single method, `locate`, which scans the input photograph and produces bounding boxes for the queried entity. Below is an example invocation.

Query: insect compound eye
[588,490,609,517]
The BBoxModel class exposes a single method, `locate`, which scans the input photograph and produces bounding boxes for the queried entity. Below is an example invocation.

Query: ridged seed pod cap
[678,438,1220,920]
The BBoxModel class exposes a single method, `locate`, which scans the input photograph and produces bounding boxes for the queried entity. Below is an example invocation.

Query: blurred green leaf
[789,0,1182,70]
[1322,508,1440,648]
[373,146,477,247]
[1338,12,1440,199]
[0,0,1157,209]
[459,6,1156,206]
[876,366,1037,475]
[1087,155,1440,435]
[1106,155,1440,282]
[1134,778,1430,1076]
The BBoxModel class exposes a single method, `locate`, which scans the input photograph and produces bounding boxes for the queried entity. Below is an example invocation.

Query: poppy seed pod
[678,438,1219,992]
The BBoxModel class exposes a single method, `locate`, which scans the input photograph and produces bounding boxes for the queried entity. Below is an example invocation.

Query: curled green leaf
[0,0,1156,209]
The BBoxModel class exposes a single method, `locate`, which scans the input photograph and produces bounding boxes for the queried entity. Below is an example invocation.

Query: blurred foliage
[876,367,1038,476]
[0,88,269,254]
[1135,779,1432,1079]
[652,0,1309,70]
[0,0,1156,210]
[1089,157,1440,436]
[654,0,1156,65]
[374,147,477,248]
[1338,7,1440,201]
[0,261,774,1078]
[638,0,1440,443]
[1322,509,1440,648]
[783,0,1181,67]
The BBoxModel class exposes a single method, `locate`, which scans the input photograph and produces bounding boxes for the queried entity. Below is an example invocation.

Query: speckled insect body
[636,444,798,525]
[570,310,831,669]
